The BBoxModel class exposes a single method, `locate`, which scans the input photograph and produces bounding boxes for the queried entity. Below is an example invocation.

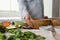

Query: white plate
[22,29,55,40]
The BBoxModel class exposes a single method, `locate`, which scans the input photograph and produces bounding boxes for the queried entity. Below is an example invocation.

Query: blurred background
[0,0,59,21]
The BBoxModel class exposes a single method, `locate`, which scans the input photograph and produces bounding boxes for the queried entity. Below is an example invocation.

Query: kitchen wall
[0,0,53,21]
[59,0,60,18]
[52,0,59,18]
[44,0,53,18]
[0,11,21,21]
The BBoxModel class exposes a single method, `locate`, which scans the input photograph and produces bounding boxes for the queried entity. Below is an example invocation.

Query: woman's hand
[24,14,34,28]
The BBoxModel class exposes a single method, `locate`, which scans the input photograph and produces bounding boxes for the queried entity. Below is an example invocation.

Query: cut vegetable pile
[0,24,46,40]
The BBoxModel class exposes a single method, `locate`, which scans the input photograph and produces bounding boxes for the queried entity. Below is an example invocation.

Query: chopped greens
[0,32,4,40]
[5,28,46,40]
[0,28,46,40]
[0,24,6,33]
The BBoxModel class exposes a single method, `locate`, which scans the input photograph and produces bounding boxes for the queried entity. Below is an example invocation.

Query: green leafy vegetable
[24,31,37,39]
[6,28,46,40]
[0,32,4,40]
[0,28,46,40]
[0,24,6,33]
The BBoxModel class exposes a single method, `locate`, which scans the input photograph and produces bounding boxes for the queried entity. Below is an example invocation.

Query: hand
[24,14,34,27]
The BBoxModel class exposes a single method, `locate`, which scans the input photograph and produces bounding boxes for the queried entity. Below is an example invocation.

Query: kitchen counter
[21,29,60,40]
[52,30,60,40]
[6,25,60,40]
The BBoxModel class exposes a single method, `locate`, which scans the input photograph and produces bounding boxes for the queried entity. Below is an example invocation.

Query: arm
[22,0,34,27]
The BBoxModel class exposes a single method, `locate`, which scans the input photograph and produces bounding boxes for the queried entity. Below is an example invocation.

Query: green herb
[6,28,46,40]
[0,24,6,33]
[0,28,46,40]
[0,32,4,40]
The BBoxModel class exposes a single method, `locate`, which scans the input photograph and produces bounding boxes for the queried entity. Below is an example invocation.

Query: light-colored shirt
[18,0,44,20]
